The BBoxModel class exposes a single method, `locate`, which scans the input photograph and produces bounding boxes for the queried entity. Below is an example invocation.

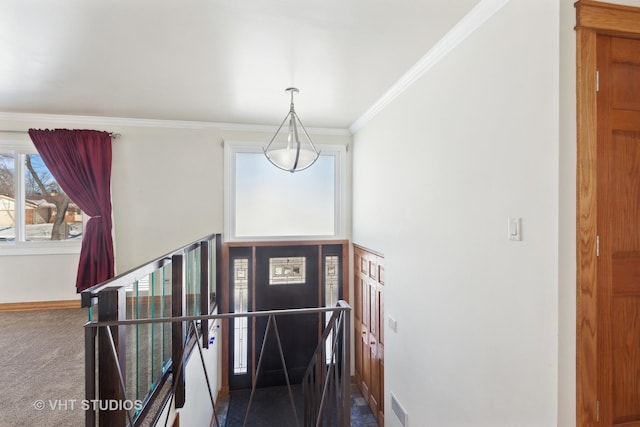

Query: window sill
[0,242,82,256]
[228,234,345,243]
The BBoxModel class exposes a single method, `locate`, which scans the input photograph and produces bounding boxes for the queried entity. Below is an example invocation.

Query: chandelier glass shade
[263,88,320,173]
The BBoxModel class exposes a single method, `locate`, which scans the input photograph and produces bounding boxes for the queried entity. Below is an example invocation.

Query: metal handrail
[85,301,352,427]
[84,304,350,328]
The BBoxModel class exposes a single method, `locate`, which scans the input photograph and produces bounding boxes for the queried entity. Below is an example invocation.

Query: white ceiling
[0,0,481,130]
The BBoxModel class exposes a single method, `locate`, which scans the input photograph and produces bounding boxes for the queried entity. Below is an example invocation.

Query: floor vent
[391,392,408,427]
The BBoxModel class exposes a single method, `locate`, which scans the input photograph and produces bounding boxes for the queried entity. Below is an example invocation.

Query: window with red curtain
[28,129,114,292]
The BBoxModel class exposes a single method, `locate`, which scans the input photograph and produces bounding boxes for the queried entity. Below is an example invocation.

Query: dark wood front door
[227,243,345,391]
[596,34,640,426]
[254,245,320,387]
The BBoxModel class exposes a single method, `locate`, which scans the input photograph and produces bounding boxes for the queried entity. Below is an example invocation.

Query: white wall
[0,116,350,303]
[352,0,559,425]
[154,318,222,427]
[558,0,577,425]
[175,319,223,427]
[110,125,225,272]
[0,253,80,303]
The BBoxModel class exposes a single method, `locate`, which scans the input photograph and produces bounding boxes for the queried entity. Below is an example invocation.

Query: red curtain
[28,129,114,292]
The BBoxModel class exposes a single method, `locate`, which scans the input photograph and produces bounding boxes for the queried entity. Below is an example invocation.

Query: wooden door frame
[576,1,640,425]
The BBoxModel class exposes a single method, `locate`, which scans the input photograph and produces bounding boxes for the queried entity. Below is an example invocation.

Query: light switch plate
[508,217,522,241]
[388,316,398,332]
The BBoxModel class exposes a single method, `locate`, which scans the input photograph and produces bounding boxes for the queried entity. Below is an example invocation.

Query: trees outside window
[0,150,83,245]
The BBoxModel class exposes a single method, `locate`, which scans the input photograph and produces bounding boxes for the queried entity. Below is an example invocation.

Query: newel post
[97,287,127,426]
[172,253,186,408]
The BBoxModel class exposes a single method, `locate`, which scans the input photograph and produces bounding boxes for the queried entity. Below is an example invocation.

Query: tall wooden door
[354,245,384,426]
[596,34,640,426]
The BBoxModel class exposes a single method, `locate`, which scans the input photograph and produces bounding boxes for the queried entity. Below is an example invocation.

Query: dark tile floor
[348,384,379,427]
[214,383,378,427]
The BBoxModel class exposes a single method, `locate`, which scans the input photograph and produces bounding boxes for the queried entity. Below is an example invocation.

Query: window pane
[325,255,339,363]
[269,256,306,285]
[0,154,15,242]
[235,153,335,237]
[24,154,83,242]
[325,255,339,309]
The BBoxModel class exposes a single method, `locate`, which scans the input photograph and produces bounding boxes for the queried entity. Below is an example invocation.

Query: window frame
[0,136,83,256]
[224,140,348,242]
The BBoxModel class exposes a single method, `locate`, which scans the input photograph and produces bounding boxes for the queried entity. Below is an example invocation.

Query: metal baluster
[104,325,135,427]
[164,321,194,427]
[243,315,273,427]
[191,320,221,427]
[272,316,300,427]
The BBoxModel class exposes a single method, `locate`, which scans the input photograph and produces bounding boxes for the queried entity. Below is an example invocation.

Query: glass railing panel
[122,277,151,413]
[150,267,168,385]
[185,246,201,317]
[135,275,153,405]
[125,282,137,403]
[87,295,97,322]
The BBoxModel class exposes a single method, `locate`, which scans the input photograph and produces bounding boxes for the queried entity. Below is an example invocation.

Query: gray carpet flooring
[0,308,86,427]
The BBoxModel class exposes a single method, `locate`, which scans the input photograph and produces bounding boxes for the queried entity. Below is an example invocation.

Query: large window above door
[224,141,348,241]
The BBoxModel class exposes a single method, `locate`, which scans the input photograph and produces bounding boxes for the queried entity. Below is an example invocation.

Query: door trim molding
[575,1,640,425]
[577,0,640,34]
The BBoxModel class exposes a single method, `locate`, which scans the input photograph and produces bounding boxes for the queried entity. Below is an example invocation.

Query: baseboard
[219,386,229,398]
[210,389,226,427]
[0,299,81,312]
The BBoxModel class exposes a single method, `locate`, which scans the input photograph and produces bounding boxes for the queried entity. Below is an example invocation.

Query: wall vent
[391,392,408,427]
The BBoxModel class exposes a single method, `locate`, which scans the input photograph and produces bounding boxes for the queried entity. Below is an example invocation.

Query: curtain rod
[0,129,121,139]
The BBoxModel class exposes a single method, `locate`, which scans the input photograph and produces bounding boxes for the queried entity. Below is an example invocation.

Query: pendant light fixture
[263,87,320,173]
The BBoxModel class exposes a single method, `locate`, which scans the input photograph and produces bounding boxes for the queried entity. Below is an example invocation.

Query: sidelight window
[325,255,340,363]
[233,258,249,375]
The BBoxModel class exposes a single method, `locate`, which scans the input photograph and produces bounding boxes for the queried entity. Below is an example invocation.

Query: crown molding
[349,0,511,134]
[215,121,351,136]
[0,112,351,137]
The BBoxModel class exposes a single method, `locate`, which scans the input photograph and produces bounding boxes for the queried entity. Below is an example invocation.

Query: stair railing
[302,300,351,427]
[81,233,221,426]
[81,231,351,427]
[83,303,352,427]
